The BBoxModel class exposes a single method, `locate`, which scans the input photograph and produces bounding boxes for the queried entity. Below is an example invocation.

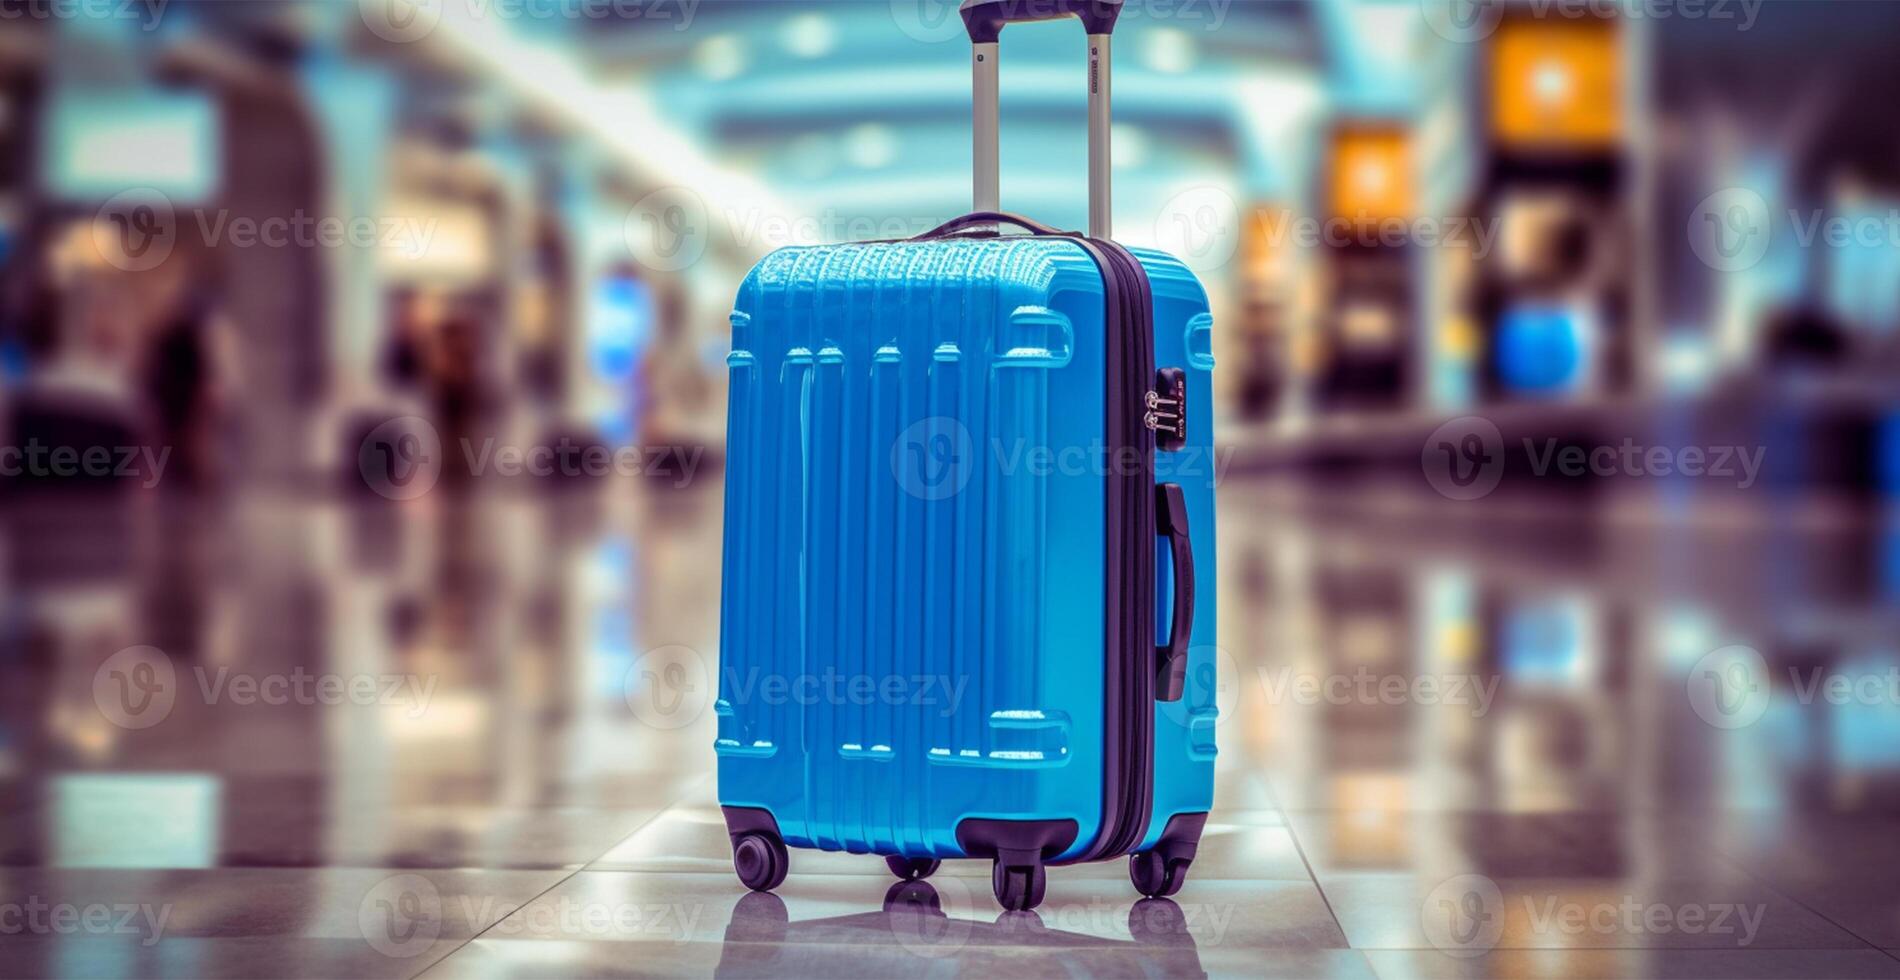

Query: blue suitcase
[717,0,1217,912]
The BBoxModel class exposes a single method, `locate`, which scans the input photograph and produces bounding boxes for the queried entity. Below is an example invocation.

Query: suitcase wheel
[731,831,789,892]
[1128,850,1190,899]
[991,858,1048,912]
[885,856,941,881]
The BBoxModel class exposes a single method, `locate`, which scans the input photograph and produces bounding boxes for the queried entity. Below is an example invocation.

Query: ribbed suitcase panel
[720,238,1112,859]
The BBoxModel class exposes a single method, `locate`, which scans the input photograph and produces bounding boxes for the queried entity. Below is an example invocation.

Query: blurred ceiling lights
[1142,28,1197,74]
[395,0,794,270]
[695,34,746,82]
[1113,123,1151,171]
[845,123,898,170]
[782,14,838,59]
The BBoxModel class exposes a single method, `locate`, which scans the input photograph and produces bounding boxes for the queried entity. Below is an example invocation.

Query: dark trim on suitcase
[953,817,1080,862]
[1150,811,1208,865]
[1069,235,1157,863]
[721,805,782,840]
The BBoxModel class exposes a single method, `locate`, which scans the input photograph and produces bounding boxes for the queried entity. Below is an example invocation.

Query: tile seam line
[410,800,686,979]
[1705,837,1896,957]
[1280,809,1351,948]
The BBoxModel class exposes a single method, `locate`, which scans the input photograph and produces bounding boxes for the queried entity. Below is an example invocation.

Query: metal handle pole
[1088,34,1111,238]
[974,42,1000,215]
[971,34,1112,238]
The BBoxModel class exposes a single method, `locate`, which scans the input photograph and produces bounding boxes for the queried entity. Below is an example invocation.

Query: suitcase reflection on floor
[712,882,1206,978]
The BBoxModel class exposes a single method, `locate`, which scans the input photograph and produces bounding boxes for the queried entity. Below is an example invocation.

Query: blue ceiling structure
[567,0,1376,241]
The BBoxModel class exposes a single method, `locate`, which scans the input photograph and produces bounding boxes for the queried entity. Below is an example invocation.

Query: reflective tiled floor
[5,478,1900,978]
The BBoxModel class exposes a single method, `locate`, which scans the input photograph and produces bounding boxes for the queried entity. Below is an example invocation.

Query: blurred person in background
[427,313,490,488]
[382,290,434,394]
[1236,331,1284,422]
[136,249,237,491]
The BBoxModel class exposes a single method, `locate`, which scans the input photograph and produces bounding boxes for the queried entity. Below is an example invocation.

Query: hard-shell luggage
[716,0,1218,912]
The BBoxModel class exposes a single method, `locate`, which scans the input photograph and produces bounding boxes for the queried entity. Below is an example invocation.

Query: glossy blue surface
[718,236,1215,862]
[1136,245,1220,852]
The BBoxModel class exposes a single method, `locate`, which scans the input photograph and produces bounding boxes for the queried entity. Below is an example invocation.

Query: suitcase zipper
[1064,236,1158,863]
[1107,241,1158,861]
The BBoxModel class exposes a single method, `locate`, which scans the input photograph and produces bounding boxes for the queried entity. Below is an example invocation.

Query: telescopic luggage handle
[960,0,1123,238]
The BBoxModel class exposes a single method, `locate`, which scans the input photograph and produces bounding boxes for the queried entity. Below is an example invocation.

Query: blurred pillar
[475,133,535,446]
[550,151,608,425]
[558,156,647,432]
[297,57,398,472]
[1623,13,1660,394]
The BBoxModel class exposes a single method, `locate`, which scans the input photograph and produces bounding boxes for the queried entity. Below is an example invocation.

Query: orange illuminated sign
[1329,127,1413,222]
[1491,16,1622,149]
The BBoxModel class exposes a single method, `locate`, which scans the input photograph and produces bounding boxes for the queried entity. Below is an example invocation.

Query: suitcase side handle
[1155,483,1194,703]
[964,0,1119,238]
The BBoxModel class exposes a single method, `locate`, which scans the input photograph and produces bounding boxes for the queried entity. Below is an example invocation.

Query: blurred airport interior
[6,0,1900,500]
[6,0,1900,977]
